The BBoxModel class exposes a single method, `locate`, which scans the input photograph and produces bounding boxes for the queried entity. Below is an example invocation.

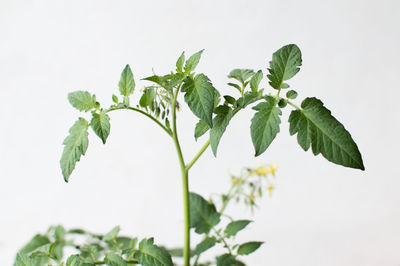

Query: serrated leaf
[14,253,32,266]
[194,120,210,141]
[250,70,263,92]
[216,254,245,266]
[250,96,282,156]
[60,118,89,182]
[289,97,364,170]
[267,44,302,90]
[90,110,110,144]
[68,91,96,112]
[133,238,173,266]
[103,226,120,241]
[210,105,233,156]
[189,192,220,234]
[237,241,263,255]
[184,49,204,73]
[194,237,216,256]
[104,253,127,266]
[224,220,252,238]
[228,69,255,85]
[236,90,263,108]
[176,52,185,72]
[119,64,135,96]
[181,74,216,127]
[19,234,50,254]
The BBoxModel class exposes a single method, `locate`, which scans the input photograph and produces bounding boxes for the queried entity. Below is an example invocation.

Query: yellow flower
[268,164,278,177]
[255,166,269,176]
[267,184,275,196]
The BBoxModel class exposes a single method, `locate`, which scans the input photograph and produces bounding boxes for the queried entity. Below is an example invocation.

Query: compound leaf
[60,118,89,182]
[210,105,233,156]
[267,44,302,90]
[133,238,173,266]
[90,110,111,144]
[119,64,135,96]
[189,192,220,234]
[181,74,216,127]
[289,97,364,170]
[68,91,96,112]
[250,96,282,156]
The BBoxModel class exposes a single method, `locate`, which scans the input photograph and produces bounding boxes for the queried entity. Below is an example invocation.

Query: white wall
[0,0,399,265]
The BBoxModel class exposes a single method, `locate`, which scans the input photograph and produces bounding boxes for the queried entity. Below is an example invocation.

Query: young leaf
[90,110,111,144]
[119,64,135,96]
[194,120,210,141]
[216,254,245,266]
[60,118,89,182]
[267,44,302,90]
[68,91,96,112]
[289,97,364,170]
[66,255,90,266]
[104,253,127,266]
[224,220,252,238]
[133,238,173,266]
[228,69,255,85]
[103,226,120,241]
[184,49,204,73]
[250,70,263,92]
[112,94,119,103]
[176,52,185,73]
[237,241,263,255]
[194,237,217,256]
[250,96,282,156]
[223,95,236,105]
[189,192,221,234]
[286,90,298,99]
[236,90,263,108]
[181,74,216,127]
[210,105,234,156]
[227,82,242,92]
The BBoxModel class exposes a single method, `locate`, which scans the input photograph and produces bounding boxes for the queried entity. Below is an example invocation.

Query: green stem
[186,140,210,171]
[107,106,173,136]
[171,86,191,266]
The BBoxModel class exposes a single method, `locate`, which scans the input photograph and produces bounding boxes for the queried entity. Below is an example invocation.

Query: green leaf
[139,88,156,108]
[184,49,204,73]
[29,251,49,265]
[103,226,120,241]
[68,91,96,112]
[119,64,135,96]
[210,105,234,156]
[176,52,185,72]
[66,255,93,266]
[224,220,252,238]
[237,241,263,255]
[133,238,173,266]
[49,241,63,260]
[189,192,220,234]
[286,90,298,99]
[194,120,210,141]
[90,110,111,144]
[80,245,101,262]
[223,95,236,105]
[14,253,32,266]
[181,74,216,127]
[19,234,50,254]
[289,97,364,170]
[54,225,65,242]
[250,96,282,156]
[60,118,89,182]
[112,94,119,103]
[236,90,263,108]
[267,44,302,90]
[104,253,127,266]
[227,82,241,92]
[216,254,245,266]
[250,70,263,92]
[194,237,216,256]
[228,69,255,85]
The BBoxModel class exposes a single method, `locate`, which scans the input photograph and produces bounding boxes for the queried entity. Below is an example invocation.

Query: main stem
[171,87,191,266]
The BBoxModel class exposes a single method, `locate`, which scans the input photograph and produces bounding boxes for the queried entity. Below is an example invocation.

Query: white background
[1,0,399,265]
